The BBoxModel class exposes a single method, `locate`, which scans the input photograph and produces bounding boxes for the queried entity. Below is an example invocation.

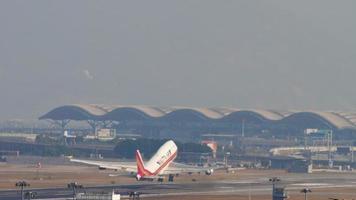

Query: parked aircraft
[64,130,76,138]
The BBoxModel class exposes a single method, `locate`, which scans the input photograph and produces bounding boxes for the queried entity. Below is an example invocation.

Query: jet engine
[205,169,214,175]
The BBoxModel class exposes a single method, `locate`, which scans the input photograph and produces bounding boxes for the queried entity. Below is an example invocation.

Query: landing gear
[168,174,174,182]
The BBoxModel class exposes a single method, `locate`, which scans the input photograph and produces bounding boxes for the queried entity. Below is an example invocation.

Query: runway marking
[216,179,261,184]
[143,184,356,198]
[286,184,356,191]
[218,186,234,189]
[108,174,120,177]
[291,183,331,186]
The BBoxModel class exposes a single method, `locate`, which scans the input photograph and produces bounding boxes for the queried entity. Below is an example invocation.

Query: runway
[2,172,356,199]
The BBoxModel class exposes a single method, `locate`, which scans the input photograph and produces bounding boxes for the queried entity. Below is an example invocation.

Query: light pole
[300,188,312,200]
[24,191,37,200]
[269,177,280,198]
[327,130,333,168]
[224,152,230,168]
[242,119,245,137]
[67,182,83,200]
[15,181,30,200]
[129,191,140,200]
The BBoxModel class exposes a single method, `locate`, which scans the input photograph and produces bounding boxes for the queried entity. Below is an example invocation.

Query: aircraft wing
[70,158,137,173]
[70,159,217,176]
[159,162,215,175]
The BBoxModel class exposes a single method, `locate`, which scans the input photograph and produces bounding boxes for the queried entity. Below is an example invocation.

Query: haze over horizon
[0,0,355,120]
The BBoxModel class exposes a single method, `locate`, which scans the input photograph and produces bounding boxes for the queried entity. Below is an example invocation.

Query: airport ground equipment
[300,188,312,200]
[15,181,30,200]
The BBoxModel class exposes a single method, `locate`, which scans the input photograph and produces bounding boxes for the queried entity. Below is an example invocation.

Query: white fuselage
[146,140,178,175]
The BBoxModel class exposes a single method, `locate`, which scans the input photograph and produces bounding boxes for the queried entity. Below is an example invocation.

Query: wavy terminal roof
[39,104,356,130]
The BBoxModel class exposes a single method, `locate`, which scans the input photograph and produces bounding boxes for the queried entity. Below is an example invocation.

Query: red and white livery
[135,140,177,180]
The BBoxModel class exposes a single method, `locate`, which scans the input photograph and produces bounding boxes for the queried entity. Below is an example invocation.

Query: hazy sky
[0,0,355,119]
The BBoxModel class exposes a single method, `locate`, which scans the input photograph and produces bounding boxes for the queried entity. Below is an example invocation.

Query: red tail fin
[135,150,146,178]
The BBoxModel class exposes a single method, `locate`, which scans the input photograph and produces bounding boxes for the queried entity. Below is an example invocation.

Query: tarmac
[2,172,356,200]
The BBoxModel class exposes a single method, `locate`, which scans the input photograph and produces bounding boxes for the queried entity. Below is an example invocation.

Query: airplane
[64,130,76,138]
[70,140,215,182]
[64,130,77,145]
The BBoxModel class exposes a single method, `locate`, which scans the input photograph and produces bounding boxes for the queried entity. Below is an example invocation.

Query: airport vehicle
[71,140,214,181]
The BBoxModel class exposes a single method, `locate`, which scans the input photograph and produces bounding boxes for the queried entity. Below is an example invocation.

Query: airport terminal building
[40,104,356,141]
